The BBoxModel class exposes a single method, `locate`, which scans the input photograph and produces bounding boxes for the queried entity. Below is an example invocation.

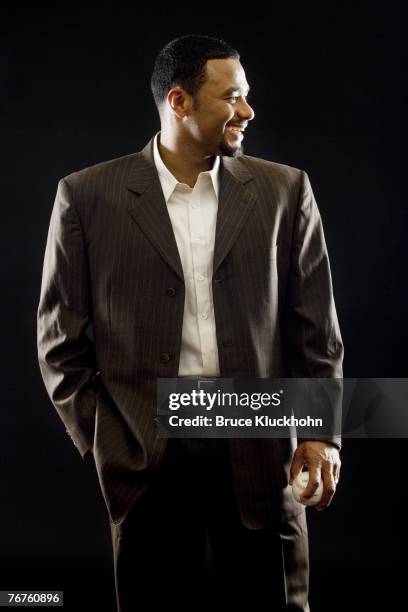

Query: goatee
[219,138,244,158]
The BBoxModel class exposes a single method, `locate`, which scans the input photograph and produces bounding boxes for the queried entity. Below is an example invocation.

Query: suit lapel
[213,156,257,275]
[126,139,185,281]
[126,136,257,281]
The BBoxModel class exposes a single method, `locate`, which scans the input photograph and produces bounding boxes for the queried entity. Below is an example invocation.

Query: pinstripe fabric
[37,136,343,528]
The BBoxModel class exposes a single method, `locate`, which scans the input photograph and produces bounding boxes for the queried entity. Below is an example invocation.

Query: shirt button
[201,313,208,319]
[192,202,198,209]
[197,274,205,281]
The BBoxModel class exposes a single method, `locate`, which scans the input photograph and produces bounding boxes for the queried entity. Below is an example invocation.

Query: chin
[218,138,245,158]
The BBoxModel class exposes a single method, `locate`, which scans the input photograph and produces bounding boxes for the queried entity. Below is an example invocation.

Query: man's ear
[167,87,190,119]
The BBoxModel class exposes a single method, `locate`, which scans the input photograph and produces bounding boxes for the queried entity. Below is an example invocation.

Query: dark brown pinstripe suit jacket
[37,136,343,528]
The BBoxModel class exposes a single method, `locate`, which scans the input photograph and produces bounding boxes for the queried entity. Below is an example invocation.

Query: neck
[158,129,215,188]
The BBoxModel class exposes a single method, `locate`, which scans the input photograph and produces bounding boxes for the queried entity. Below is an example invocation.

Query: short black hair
[151,34,240,110]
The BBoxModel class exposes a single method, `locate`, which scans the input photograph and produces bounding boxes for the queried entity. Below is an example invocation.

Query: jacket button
[160,353,171,362]
[165,287,176,297]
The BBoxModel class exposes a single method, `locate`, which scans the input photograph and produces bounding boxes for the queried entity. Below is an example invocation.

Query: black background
[2,5,407,610]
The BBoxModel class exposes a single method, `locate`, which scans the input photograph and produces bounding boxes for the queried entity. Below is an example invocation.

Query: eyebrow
[221,85,251,97]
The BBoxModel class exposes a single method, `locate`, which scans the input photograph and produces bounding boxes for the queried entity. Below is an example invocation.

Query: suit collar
[127,135,255,192]
[126,136,258,281]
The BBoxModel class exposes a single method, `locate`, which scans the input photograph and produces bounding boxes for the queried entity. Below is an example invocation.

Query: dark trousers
[109,437,309,611]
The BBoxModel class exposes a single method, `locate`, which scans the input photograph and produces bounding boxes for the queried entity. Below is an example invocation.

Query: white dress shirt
[153,132,220,377]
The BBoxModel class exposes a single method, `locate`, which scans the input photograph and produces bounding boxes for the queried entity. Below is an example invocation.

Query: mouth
[225,124,245,140]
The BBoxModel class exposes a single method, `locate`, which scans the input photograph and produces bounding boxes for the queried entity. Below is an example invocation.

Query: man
[37,34,343,610]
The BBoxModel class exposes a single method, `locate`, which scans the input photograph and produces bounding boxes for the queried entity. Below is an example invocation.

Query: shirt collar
[153,131,220,202]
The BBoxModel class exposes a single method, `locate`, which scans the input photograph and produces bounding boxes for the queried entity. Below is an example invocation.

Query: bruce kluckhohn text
[167,415,323,428]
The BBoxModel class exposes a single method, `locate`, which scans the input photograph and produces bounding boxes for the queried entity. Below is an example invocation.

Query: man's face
[186,58,255,158]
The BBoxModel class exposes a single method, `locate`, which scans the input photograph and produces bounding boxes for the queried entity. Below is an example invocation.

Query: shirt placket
[189,177,218,375]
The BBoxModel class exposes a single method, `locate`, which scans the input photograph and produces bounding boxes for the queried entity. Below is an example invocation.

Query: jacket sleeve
[284,171,344,450]
[37,178,99,458]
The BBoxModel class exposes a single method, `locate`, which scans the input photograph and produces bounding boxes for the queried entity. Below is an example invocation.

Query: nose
[237,98,255,122]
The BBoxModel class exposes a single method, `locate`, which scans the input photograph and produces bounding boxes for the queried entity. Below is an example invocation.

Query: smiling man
[37,34,343,611]
[156,52,253,174]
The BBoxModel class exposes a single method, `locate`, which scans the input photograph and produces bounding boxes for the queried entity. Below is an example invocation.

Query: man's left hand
[289,441,341,510]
